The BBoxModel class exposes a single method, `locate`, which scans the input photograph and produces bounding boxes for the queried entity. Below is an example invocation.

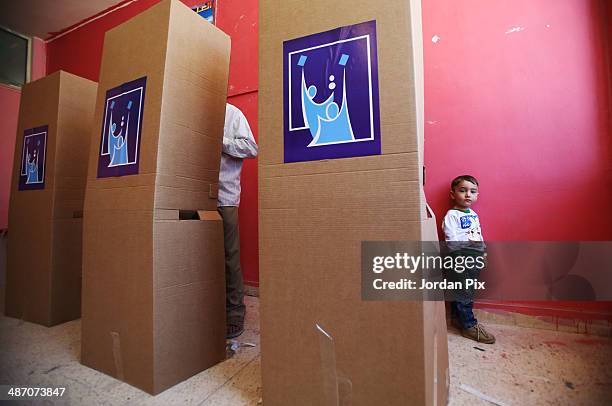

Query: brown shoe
[461,323,495,344]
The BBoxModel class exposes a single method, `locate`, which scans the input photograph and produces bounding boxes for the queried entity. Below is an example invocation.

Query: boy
[442,175,495,344]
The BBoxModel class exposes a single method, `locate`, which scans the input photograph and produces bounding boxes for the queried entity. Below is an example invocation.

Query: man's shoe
[226,320,245,339]
[461,323,495,344]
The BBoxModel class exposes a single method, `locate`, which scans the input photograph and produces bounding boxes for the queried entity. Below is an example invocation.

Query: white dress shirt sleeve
[222,108,258,159]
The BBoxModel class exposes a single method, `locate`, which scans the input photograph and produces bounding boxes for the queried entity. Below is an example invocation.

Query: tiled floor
[1,294,611,405]
[0,297,262,406]
[446,322,612,405]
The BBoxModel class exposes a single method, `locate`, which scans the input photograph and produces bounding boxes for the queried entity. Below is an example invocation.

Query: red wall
[41,0,612,319]
[422,0,612,317]
[0,86,21,230]
[215,0,259,286]
[46,0,261,286]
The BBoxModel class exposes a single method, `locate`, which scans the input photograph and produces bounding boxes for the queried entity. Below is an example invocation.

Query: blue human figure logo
[297,53,356,146]
[25,142,39,184]
[107,100,132,167]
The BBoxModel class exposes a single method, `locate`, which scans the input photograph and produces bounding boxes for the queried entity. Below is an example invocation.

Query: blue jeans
[451,300,477,329]
[447,248,483,329]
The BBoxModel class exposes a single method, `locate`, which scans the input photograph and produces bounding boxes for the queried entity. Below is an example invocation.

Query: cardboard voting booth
[6,70,97,327]
[259,0,450,404]
[81,0,231,394]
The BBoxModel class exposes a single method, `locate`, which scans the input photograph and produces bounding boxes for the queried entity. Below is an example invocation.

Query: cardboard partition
[259,0,449,404]
[82,210,226,394]
[6,71,97,326]
[81,0,230,395]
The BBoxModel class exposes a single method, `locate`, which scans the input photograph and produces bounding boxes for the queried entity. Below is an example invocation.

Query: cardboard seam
[156,175,219,184]
[155,279,225,295]
[152,0,183,391]
[85,185,155,192]
[259,151,419,169]
[161,119,223,140]
[261,168,421,179]
[47,75,63,326]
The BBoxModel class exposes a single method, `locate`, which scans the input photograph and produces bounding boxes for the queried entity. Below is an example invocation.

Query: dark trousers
[218,206,245,322]
[451,300,477,329]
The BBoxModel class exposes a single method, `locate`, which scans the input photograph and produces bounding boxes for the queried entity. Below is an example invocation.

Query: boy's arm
[443,213,467,252]
[223,111,258,159]
[442,213,461,241]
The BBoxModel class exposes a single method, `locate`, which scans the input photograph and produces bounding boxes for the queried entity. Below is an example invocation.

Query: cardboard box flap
[155,210,222,221]
[154,209,222,221]
[196,210,221,221]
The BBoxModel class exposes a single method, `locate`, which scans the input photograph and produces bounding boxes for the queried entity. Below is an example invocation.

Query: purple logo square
[97,76,147,178]
[283,20,381,163]
[19,125,48,191]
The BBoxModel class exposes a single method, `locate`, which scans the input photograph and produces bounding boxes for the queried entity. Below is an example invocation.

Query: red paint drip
[574,339,611,346]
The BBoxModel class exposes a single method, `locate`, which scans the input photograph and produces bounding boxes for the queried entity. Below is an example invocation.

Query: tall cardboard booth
[259,0,450,404]
[6,71,97,327]
[80,0,231,394]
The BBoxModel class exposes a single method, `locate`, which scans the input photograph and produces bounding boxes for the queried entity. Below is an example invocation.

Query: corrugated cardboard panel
[152,217,225,393]
[422,203,439,242]
[154,177,218,212]
[50,218,83,324]
[54,71,97,191]
[82,0,231,395]
[154,280,226,392]
[259,0,445,404]
[85,0,169,189]
[153,219,224,290]
[260,215,425,405]
[56,70,100,113]
[154,0,230,211]
[422,300,449,406]
[156,123,222,177]
[154,208,179,220]
[260,171,421,213]
[53,68,97,221]
[81,210,155,392]
[435,300,450,405]
[260,151,419,173]
[5,215,54,325]
[7,70,95,326]
[420,203,449,405]
[259,0,421,168]
[84,184,157,212]
[52,187,87,219]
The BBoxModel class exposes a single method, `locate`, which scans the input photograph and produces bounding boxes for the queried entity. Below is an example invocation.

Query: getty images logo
[283,20,381,163]
[97,76,147,178]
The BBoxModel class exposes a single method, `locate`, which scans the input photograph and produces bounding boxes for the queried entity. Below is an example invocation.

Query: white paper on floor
[459,383,509,406]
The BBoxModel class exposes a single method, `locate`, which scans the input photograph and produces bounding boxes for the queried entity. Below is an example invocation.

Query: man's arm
[223,110,258,159]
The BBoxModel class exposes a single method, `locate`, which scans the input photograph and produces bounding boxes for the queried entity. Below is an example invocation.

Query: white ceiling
[0,0,124,39]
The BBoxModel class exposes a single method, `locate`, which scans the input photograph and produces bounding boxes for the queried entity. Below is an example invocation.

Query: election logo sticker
[97,76,146,178]
[283,20,381,163]
[19,125,48,191]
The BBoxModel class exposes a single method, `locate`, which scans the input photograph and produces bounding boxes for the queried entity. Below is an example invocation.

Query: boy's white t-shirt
[442,208,484,242]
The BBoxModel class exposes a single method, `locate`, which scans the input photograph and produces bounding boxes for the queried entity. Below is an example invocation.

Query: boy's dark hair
[451,175,479,190]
